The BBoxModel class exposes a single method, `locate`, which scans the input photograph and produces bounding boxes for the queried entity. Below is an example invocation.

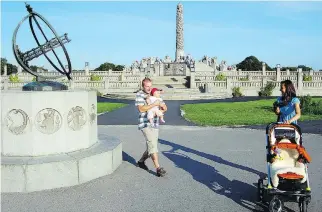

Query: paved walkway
[2,125,322,212]
[98,96,322,135]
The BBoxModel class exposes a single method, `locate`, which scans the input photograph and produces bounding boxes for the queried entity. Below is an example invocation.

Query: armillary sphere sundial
[12,3,73,91]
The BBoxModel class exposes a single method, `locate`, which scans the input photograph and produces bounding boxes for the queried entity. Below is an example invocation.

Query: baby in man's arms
[146,88,166,127]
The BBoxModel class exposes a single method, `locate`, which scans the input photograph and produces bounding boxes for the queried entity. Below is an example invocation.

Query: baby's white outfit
[147,96,164,120]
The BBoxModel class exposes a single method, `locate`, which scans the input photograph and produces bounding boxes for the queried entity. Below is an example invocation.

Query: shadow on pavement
[159,139,265,177]
[122,151,157,176]
[159,138,297,212]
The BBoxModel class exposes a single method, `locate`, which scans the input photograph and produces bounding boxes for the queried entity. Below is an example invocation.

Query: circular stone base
[22,81,68,91]
[1,133,122,193]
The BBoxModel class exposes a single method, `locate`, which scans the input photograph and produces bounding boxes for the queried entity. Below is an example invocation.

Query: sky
[1,1,322,70]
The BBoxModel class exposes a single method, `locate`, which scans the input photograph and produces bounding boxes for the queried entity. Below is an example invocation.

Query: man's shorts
[141,127,159,155]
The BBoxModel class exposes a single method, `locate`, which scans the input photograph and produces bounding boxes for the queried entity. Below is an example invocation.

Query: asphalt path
[2,125,322,212]
[98,96,322,135]
[2,97,321,212]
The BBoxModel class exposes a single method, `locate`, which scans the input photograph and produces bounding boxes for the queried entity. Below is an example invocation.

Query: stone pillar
[226,77,232,95]
[205,83,213,93]
[190,72,196,88]
[276,64,281,81]
[85,62,89,75]
[69,80,74,90]
[238,69,242,76]
[3,78,8,90]
[154,63,159,77]
[214,68,218,77]
[286,69,290,76]
[108,69,112,75]
[159,63,164,76]
[262,62,266,76]
[120,72,125,81]
[17,65,22,74]
[104,78,109,91]
[65,65,69,73]
[175,3,184,61]
[297,71,303,95]
[3,63,7,75]
[309,69,313,76]
[262,77,267,88]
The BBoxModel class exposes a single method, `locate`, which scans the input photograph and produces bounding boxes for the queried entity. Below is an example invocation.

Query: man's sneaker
[137,161,149,171]
[156,167,167,177]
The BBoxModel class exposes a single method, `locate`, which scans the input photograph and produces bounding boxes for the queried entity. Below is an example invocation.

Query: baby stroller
[257,122,312,212]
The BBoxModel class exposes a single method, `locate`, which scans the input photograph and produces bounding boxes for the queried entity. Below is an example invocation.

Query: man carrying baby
[135,78,167,177]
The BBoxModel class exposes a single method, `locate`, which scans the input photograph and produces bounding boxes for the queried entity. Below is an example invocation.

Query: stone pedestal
[1,90,122,192]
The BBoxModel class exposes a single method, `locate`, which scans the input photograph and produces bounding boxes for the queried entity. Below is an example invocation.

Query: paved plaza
[2,124,322,212]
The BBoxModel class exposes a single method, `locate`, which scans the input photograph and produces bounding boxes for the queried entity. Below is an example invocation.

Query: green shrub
[258,82,276,97]
[299,95,322,115]
[9,74,20,82]
[303,74,312,81]
[215,73,226,81]
[32,76,37,82]
[90,74,102,81]
[232,87,243,97]
[299,95,312,111]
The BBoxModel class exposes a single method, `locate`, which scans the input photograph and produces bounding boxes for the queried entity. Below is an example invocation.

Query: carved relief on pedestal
[67,106,87,131]
[89,104,96,125]
[5,109,30,135]
[35,108,62,134]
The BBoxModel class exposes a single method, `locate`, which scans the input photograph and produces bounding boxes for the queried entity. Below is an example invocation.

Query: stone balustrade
[1,63,321,97]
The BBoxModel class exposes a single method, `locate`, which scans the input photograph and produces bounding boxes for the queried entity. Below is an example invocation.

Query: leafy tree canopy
[94,62,125,72]
[236,56,273,71]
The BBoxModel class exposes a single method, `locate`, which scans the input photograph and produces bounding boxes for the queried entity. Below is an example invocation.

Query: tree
[114,65,125,72]
[94,62,125,72]
[281,67,297,72]
[1,58,18,75]
[236,56,273,71]
[94,62,115,72]
[297,65,311,72]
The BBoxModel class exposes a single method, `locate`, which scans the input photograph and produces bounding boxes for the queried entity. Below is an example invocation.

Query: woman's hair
[281,80,297,105]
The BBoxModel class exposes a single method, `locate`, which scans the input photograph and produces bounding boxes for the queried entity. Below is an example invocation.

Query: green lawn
[181,98,322,126]
[97,103,127,114]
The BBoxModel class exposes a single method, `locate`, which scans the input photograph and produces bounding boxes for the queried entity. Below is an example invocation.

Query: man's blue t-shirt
[276,97,300,124]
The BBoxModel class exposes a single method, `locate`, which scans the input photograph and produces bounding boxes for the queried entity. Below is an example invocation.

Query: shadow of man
[159,139,265,178]
[160,139,298,212]
[163,150,265,211]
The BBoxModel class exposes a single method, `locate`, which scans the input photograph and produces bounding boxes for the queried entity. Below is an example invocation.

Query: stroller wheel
[269,196,283,212]
[299,198,308,212]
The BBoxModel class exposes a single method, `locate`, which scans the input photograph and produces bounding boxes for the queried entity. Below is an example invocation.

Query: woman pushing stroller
[273,80,301,124]
[257,80,312,212]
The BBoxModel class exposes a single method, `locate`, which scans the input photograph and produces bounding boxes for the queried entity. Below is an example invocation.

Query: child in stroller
[258,122,312,212]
